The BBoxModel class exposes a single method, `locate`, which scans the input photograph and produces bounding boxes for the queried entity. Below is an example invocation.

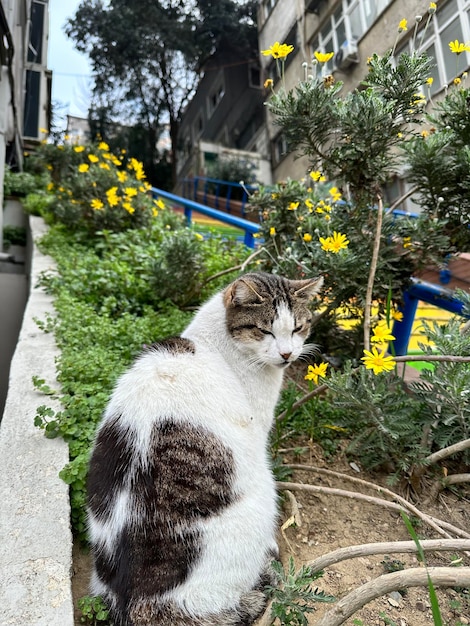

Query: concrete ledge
[0,216,74,626]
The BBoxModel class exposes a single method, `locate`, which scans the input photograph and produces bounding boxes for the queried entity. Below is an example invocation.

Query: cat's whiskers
[298,342,321,361]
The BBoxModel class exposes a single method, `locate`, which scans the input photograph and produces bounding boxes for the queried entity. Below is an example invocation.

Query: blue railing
[153,185,469,355]
[151,186,260,248]
[181,176,257,219]
[392,278,470,355]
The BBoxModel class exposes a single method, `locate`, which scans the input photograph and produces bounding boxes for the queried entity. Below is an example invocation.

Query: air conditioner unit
[334,40,359,70]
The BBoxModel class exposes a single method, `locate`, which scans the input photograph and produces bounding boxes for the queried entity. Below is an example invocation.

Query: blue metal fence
[153,185,469,355]
[181,176,257,219]
[151,186,260,248]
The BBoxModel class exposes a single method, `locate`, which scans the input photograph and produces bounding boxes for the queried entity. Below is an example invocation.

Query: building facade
[0,0,51,232]
[176,42,273,191]
[258,0,470,209]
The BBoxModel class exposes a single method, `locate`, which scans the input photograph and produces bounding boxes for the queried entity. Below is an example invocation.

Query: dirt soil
[274,441,470,626]
[72,439,470,626]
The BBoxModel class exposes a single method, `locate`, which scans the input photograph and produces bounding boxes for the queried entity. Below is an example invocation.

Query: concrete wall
[0,216,74,626]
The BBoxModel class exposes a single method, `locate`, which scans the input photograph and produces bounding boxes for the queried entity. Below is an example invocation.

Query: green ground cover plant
[21,3,470,620]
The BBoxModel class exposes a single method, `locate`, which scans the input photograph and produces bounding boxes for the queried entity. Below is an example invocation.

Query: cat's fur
[87,272,323,626]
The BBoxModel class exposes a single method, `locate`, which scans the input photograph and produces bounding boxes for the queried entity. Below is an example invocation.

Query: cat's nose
[280,352,292,361]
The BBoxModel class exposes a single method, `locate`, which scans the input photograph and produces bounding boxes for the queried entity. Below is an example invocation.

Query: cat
[86,271,323,626]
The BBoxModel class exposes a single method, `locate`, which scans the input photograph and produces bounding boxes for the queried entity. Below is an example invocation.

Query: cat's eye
[292,325,303,334]
[259,328,274,336]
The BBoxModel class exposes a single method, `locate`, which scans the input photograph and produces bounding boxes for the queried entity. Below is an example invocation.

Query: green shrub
[26,141,158,235]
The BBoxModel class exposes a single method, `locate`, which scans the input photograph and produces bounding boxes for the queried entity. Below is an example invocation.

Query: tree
[65,0,257,188]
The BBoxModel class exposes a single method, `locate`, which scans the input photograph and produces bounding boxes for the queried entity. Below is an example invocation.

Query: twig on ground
[284,490,302,528]
[315,567,470,626]
[424,438,470,465]
[307,538,470,574]
[277,477,470,542]
[286,465,470,540]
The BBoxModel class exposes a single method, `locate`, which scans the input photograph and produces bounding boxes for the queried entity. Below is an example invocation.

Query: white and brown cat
[87,271,323,625]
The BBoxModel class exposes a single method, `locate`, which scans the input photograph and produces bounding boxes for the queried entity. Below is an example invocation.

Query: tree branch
[286,465,470,539]
[307,538,470,575]
[424,438,470,465]
[278,474,470,540]
[316,567,470,626]
[363,195,384,351]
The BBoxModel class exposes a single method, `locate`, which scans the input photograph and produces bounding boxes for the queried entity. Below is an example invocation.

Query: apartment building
[176,41,272,191]
[258,0,470,203]
[0,0,51,212]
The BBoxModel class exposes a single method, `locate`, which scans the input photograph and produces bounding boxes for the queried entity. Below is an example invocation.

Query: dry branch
[315,567,470,626]
[424,438,470,465]
[307,539,470,574]
[363,195,384,351]
[285,465,470,540]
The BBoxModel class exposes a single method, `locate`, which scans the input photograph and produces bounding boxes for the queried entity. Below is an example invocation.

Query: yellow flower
[329,186,342,202]
[391,309,404,322]
[154,198,165,210]
[106,186,120,207]
[47,182,54,191]
[152,207,159,218]
[90,198,104,210]
[269,226,276,236]
[426,77,434,85]
[371,323,395,343]
[303,233,313,242]
[264,78,274,88]
[305,199,314,211]
[46,164,53,171]
[305,362,328,384]
[112,157,122,166]
[194,232,204,241]
[309,170,326,182]
[74,146,85,153]
[88,154,99,163]
[288,201,299,211]
[122,202,135,214]
[398,18,408,32]
[329,231,349,252]
[99,162,110,170]
[429,2,437,13]
[454,77,462,85]
[449,40,470,55]
[421,129,429,137]
[403,236,412,249]
[78,163,89,173]
[124,186,138,197]
[117,171,128,183]
[98,141,110,151]
[314,51,334,63]
[319,236,333,252]
[361,346,396,375]
[261,41,294,59]
[39,127,49,134]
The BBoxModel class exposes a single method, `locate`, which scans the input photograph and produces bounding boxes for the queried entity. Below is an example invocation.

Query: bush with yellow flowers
[28,140,158,235]
[254,2,470,486]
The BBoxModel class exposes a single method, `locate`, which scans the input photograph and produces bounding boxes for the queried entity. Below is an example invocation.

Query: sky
[48,0,92,127]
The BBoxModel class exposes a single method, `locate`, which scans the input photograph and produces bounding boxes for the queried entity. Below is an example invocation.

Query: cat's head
[223,272,323,369]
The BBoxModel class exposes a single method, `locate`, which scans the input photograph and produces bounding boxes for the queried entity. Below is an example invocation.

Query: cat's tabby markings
[87,272,323,625]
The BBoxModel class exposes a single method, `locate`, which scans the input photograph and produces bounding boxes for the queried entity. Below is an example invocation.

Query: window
[23,70,41,137]
[207,79,225,117]
[273,133,288,164]
[400,0,470,95]
[310,0,393,71]
[263,0,278,20]
[248,63,262,88]
[28,1,46,64]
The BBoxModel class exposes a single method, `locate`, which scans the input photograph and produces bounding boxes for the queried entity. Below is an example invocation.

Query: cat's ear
[290,276,324,300]
[224,276,265,306]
